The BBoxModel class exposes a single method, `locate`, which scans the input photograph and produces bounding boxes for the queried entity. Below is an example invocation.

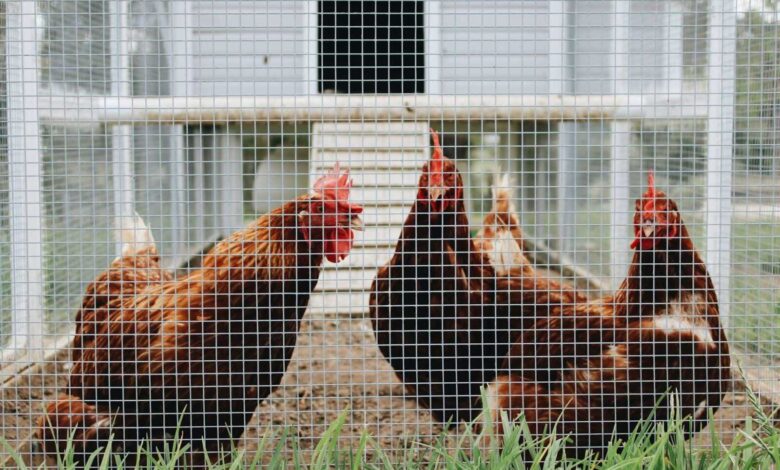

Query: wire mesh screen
[1,0,779,467]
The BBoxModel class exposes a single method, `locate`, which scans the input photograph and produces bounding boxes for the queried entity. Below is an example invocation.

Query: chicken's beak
[428,185,445,202]
[350,215,365,232]
[642,221,655,238]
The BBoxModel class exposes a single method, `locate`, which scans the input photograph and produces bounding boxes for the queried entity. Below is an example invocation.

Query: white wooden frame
[609,0,633,287]
[109,0,135,256]
[706,0,737,326]
[3,0,45,362]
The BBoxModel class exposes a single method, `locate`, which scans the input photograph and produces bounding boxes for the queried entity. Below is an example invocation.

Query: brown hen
[487,173,732,457]
[38,165,364,466]
[371,130,585,426]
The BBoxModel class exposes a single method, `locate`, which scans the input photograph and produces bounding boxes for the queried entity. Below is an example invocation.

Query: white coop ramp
[308,122,429,317]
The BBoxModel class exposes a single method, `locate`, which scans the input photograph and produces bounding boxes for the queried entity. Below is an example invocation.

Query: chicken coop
[1,0,779,467]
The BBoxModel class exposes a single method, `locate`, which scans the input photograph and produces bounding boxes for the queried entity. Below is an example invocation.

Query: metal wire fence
[1,0,778,466]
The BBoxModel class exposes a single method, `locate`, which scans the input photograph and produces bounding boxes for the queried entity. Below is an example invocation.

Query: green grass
[6,385,780,470]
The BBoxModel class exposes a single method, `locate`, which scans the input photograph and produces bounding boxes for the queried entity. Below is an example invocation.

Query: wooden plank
[307,292,371,316]
[309,122,429,304]
[312,152,427,170]
[347,171,421,188]
[314,269,379,293]
[190,0,305,14]
[315,121,437,134]
[358,208,415,226]
[324,246,399,270]
[350,225,406,249]
[349,188,419,207]
[35,94,711,125]
[192,55,304,81]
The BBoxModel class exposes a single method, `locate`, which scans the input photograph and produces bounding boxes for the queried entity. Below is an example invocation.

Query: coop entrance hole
[318,0,425,94]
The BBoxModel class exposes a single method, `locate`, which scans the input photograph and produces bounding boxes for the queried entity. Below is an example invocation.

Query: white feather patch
[492,173,514,207]
[484,380,501,420]
[653,316,714,346]
[693,399,708,420]
[487,231,525,274]
[115,211,156,257]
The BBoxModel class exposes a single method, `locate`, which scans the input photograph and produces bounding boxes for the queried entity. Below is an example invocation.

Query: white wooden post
[216,128,245,235]
[549,1,575,254]
[610,121,632,285]
[168,0,192,257]
[609,0,633,287]
[4,0,45,360]
[169,125,189,256]
[110,0,135,256]
[706,0,737,326]
[557,125,577,256]
[191,132,206,243]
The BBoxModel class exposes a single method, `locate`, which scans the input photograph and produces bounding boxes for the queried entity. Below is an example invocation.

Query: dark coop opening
[318,1,425,94]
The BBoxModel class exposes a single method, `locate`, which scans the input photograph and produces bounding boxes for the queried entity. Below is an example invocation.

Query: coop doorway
[318,0,425,94]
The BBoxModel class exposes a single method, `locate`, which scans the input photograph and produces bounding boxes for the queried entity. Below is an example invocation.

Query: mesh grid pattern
[0,0,777,467]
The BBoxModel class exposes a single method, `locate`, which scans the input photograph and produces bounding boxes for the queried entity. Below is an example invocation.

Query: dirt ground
[0,280,774,467]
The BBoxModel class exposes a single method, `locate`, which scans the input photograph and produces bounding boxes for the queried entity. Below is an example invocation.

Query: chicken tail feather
[115,211,157,257]
[491,173,517,225]
[37,395,117,464]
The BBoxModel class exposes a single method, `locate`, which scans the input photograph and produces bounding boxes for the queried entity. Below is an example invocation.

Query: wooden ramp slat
[309,122,429,314]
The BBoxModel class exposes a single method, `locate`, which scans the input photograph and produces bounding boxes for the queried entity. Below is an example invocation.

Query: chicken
[71,213,174,365]
[38,164,364,466]
[372,129,593,426]
[370,129,495,425]
[473,173,531,276]
[486,173,731,457]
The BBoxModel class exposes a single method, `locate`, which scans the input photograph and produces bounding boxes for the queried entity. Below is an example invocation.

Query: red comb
[646,170,656,197]
[429,128,444,178]
[313,162,353,202]
[642,170,657,212]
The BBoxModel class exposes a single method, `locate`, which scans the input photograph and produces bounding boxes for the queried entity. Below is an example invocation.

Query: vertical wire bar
[4,0,44,361]
[110,0,134,256]
[706,0,737,327]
